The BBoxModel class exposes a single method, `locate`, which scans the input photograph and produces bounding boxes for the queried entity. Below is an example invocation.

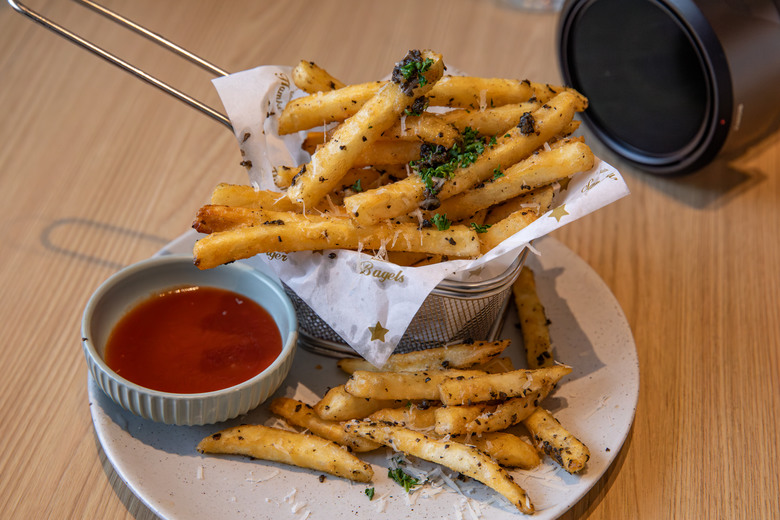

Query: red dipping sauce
[105,286,282,394]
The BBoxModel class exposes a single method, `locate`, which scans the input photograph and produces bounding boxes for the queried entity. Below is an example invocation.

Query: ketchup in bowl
[105,285,282,394]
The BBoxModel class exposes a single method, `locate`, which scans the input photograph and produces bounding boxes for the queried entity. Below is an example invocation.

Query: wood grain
[1,0,778,518]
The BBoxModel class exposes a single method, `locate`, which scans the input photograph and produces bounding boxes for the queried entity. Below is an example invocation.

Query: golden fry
[336,339,509,374]
[286,50,444,208]
[343,91,579,225]
[279,76,586,134]
[345,420,534,514]
[465,431,541,469]
[513,266,555,369]
[438,365,572,406]
[269,397,381,452]
[344,369,484,401]
[432,139,594,222]
[368,403,438,430]
[314,385,401,421]
[478,185,554,253]
[523,407,590,473]
[433,365,570,435]
[193,212,479,269]
[291,59,346,93]
[438,101,541,134]
[196,424,374,482]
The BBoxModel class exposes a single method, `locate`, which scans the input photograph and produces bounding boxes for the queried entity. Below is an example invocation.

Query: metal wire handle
[8,0,234,132]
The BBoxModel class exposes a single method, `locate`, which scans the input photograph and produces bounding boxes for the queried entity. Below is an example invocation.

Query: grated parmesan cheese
[246,468,280,483]
[283,488,297,504]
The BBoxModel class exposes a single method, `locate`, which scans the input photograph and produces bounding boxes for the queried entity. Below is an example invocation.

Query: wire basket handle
[8,0,234,132]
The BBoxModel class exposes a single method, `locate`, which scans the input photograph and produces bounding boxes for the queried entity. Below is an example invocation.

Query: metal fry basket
[10,0,527,358]
[289,250,527,358]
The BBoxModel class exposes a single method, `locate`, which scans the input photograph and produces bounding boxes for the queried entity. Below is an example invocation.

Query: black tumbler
[558,0,780,174]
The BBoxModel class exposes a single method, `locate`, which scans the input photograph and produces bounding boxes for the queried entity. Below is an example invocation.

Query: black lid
[558,0,733,174]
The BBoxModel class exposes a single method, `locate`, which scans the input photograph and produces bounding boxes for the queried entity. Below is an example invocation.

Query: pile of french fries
[198,267,590,515]
[191,50,595,270]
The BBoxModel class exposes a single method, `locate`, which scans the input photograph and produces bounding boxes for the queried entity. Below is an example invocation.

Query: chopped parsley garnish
[410,127,494,195]
[392,50,434,95]
[388,467,420,493]
[431,213,451,231]
[398,57,434,86]
[493,165,504,178]
[470,222,491,233]
[351,179,362,192]
[364,487,375,500]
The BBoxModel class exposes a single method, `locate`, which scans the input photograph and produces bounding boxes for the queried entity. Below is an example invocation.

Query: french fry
[193,212,479,269]
[208,183,297,211]
[308,113,458,148]
[286,50,445,208]
[196,424,374,482]
[368,403,438,430]
[381,113,459,146]
[352,140,421,167]
[343,91,579,225]
[345,420,534,514]
[366,406,541,469]
[279,76,586,134]
[513,266,555,369]
[336,339,509,374]
[192,205,331,234]
[438,365,572,406]
[475,356,516,373]
[269,397,381,452]
[302,136,421,169]
[483,185,554,226]
[478,186,554,253]
[314,384,402,421]
[431,139,594,222]
[278,81,384,134]
[465,432,541,469]
[438,101,541,134]
[433,365,570,435]
[291,59,346,93]
[344,369,485,401]
[523,407,590,474]
[426,76,587,112]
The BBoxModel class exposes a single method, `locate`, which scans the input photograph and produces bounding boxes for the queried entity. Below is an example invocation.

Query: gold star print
[368,321,390,342]
[549,204,569,222]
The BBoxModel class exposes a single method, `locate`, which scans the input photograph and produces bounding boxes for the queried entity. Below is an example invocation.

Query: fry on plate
[336,339,509,374]
[344,368,485,401]
[345,419,534,514]
[270,397,381,452]
[196,424,374,482]
[314,384,403,422]
[523,407,590,474]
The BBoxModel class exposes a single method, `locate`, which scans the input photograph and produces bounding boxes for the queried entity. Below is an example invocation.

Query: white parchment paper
[212,66,629,366]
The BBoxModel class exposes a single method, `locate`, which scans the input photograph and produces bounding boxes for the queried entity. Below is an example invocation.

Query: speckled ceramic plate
[89,233,638,519]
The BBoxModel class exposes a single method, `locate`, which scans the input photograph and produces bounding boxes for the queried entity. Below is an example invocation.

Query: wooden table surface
[1,0,778,518]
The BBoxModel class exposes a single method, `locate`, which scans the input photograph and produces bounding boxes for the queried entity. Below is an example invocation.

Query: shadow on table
[532,264,606,380]
[558,420,636,519]
[587,131,778,210]
[92,428,159,520]
[40,217,169,270]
